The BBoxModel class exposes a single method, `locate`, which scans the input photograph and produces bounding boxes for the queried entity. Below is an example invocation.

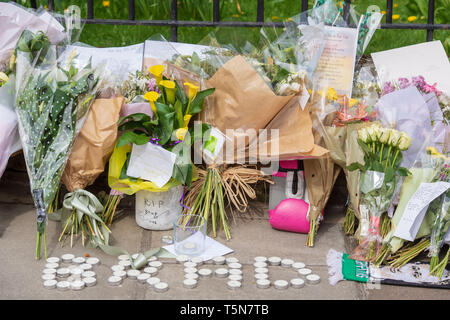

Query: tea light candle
[82,271,96,279]
[61,254,75,263]
[185,273,199,280]
[72,257,86,264]
[227,280,241,290]
[154,282,169,293]
[183,242,196,250]
[56,268,70,278]
[127,269,141,279]
[254,256,267,263]
[46,257,60,264]
[79,263,93,271]
[111,265,125,272]
[298,268,312,276]
[292,262,306,270]
[45,263,59,269]
[176,255,189,264]
[137,273,151,284]
[254,273,269,280]
[254,267,269,274]
[143,267,158,276]
[42,274,56,281]
[57,281,71,291]
[118,254,130,261]
[146,277,160,287]
[228,274,242,282]
[184,261,197,268]
[228,263,242,270]
[113,270,127,279]
[229,269,242,276]
[184,267,197,274]
[108,276,123,286]
[43,279,57,289]
[256,279,271,289]
[268,257,281,266]
[148,261,163,270]
[290,278,305,288]
[225,257,239,264]
[306,274,321,285]
[198,268,212,278]
[253,262,267,268]
[281,259,294,268]
[42,268,57,275]
[70,280,85,291]
[86,257,100,266]
[84,277,97,287]
[215,268,229,278]
[119,260,132,269]
[274,280,289,290]
[212,256,226,265]
[191,257,203,265]
[183,279,198,289]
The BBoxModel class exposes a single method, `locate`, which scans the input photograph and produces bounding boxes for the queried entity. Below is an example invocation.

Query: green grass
[3,0,449,54]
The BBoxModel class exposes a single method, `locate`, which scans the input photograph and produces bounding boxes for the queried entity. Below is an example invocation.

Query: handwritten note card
[126,142,177,188]
[394,182,450,241]
[313,26,358,97]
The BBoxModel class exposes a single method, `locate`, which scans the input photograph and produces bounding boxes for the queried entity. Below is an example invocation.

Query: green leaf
[372,160,384,172]
[118,113,151,126]
[119,152,138,182]
[357,138,371,155]
[174,100,184,129]
[116,131,149,148]
[155,102,175,145]
[188,88,215,115]
[175,80,188,108]
[346,162,365,172]
[384,167,395,182]
[397,167,411,177]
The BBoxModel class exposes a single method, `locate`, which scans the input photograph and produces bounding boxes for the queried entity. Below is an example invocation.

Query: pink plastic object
[269,198,310,234]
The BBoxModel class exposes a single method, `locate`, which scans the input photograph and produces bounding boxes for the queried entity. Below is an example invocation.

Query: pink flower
[382,81,395,95]
[398,77,411,89]
[412,75,425,90]
[422,82,442,96]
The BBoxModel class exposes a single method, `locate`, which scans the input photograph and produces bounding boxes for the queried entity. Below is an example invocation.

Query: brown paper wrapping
[62,96,124,192]
[201,55,294,134]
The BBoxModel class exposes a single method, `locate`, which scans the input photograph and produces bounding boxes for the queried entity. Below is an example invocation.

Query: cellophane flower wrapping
[14,29,102,258]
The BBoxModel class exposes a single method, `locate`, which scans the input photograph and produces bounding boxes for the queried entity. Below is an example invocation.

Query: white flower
[398,132,412,151]
[388,129,402,147]
[379,128,390,144]
[358,127,370,143]
[366,126,378,142]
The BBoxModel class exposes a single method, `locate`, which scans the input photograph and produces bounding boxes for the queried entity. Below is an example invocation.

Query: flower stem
[390,149,400,167]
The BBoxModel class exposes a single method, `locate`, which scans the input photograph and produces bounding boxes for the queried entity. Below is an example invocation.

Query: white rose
[366,126,377,142]
[379,128,391,144]
[358,127,370,143]
[398,133,412,151]
[388,129,402,147]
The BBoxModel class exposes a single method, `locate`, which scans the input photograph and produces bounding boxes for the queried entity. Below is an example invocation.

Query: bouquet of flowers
[347,123,412,262]
[14,30,102,259]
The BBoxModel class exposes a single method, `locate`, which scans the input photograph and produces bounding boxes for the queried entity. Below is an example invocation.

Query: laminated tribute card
[313,26,358,98]
[127,142,177,188]
[371,41,450,95]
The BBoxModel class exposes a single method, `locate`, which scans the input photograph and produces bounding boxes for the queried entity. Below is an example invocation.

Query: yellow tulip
[149,65,165,84]
[144,91,160,114]
[183,114,192,127]
[175,127,188,141]
[184,82,199,101]
[160,80,176,105]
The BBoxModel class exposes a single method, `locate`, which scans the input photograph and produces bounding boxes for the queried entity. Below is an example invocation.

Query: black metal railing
[15,0,449,43]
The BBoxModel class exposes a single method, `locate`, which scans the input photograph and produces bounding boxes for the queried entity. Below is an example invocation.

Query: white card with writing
[60,43,144,80]
[394,182,450,241]
[313,26,358,98]
[371,41,450,95]
[126,142,177,188]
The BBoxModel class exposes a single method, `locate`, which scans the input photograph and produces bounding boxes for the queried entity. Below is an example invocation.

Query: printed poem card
[127,142,177,188]
[313,26,358,97]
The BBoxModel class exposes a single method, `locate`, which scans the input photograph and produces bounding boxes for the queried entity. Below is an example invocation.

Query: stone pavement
[0,159,448,300]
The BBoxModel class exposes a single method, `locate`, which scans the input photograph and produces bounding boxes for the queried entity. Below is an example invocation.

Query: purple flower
[398,77,411,89]
[148,78,160,93]
[382,81,395,95]
[411,75,425,91]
